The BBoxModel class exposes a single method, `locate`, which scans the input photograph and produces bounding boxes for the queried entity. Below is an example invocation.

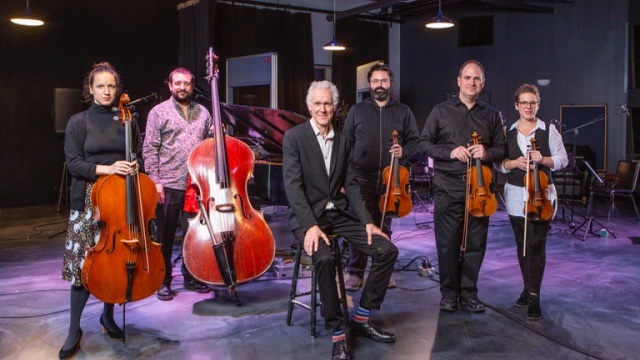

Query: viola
[524,138,553,222]
[379,130,412,223]
[466,132,498,218]
[182,48,275,300]
[82,93,165,304]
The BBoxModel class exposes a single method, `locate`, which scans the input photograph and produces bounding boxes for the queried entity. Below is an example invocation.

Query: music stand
[572,160,616,240]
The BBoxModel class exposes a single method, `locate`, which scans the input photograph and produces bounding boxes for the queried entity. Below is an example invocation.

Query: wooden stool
[286,235,349,337]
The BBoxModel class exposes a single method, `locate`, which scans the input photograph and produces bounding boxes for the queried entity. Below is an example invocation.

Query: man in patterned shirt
[143,67,212,300]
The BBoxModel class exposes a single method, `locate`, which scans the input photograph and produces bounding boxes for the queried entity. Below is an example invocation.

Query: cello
[182,48,276,301]
[82,93,165,305]
[379,130,412,225]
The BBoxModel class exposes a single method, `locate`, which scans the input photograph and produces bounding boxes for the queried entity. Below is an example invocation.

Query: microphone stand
[550,107,623,234]
[572,159,616,240]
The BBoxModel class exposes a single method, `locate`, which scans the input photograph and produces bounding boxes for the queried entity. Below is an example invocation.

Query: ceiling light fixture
[324,0,345,51]
[11,0,44,26]
[426,0,453,29]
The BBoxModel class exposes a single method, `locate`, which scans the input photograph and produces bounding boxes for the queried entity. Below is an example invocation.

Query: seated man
[283,80,398,360]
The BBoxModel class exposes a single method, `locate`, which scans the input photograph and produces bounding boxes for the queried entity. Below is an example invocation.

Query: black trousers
[348,174,393,277]
[432,173,489,298]
[508,215,549,295]
[293,210,398,330]
[155,187,194,285]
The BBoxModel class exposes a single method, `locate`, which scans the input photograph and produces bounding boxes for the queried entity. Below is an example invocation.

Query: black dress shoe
[332,339,350,360]
[515,289,529,308]
[59,328,82,359]
[439,293,459,312]
[527,295,542,320]
[100,315,124,342]
[157,284,174,301]
[350,320,396,343]
[183,279,211,293]
[460,294,486,313]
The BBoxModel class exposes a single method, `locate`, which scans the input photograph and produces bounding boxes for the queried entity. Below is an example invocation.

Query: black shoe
[527,295,542,320]
[59,328,82,359]
[460,294,486,313]
[332,339,350,360]
[100,315,124,342]
[183,279,211,293]
[515,289,528,308]
[157,284,174,301]
[350,320,396,343]
[439,293,459,312]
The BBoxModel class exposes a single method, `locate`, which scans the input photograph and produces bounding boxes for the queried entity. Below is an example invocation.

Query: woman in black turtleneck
[59,62,141,359]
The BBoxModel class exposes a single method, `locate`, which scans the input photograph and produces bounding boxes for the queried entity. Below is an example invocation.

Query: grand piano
[220,103,307,207]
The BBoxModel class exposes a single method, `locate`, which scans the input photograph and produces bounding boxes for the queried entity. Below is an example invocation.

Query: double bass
[82,94,165,304]
[379,130,412,224]
[182,48,276,301]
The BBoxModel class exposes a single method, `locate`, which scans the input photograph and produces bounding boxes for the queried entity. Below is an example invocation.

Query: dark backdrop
[0,0,179,208]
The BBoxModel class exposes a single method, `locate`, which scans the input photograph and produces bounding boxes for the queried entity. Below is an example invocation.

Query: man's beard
[172,90,193,104]
[371,87,390,101]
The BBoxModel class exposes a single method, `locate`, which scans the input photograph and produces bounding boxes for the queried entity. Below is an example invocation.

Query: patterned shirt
[143,97,212,190]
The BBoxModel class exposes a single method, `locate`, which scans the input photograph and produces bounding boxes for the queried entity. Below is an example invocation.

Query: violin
[182,48,275,302]
[82,93,165,304]
[379,130,412,223]
[524,138,553,222]
[466,132,498,218]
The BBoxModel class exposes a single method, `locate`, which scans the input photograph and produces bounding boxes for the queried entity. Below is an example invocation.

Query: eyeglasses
[517,101,539,108]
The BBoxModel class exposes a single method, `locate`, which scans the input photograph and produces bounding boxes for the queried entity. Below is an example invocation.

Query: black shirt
[419,96,506,174]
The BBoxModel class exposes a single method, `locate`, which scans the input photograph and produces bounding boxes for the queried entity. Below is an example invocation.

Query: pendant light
[11,0,44,26]
[426,0,453,29]
[324,0,345,51]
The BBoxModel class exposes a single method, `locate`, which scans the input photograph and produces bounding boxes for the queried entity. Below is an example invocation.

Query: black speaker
[54,88,83,134]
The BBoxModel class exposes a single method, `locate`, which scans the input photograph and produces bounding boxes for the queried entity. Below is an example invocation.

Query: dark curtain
[332,19,389,107]
[178,0,211,92]
[210,3,314,116]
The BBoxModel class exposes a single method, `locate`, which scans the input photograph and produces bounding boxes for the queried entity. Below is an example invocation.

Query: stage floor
[1,196,639,360]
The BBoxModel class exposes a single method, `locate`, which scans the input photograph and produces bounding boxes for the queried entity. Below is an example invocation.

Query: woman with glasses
[498,83,568,320]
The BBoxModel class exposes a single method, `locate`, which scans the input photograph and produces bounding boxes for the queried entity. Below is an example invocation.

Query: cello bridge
[121,238,139,250]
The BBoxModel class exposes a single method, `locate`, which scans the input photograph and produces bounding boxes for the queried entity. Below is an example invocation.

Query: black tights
[62,285,119,350]
[509,216,550,295]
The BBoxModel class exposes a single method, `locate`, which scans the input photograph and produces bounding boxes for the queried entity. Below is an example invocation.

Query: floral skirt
[61,182,100,287]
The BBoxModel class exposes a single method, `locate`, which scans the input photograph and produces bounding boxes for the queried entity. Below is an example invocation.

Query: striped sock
[353,306,370,323]
[332,328,346,343]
